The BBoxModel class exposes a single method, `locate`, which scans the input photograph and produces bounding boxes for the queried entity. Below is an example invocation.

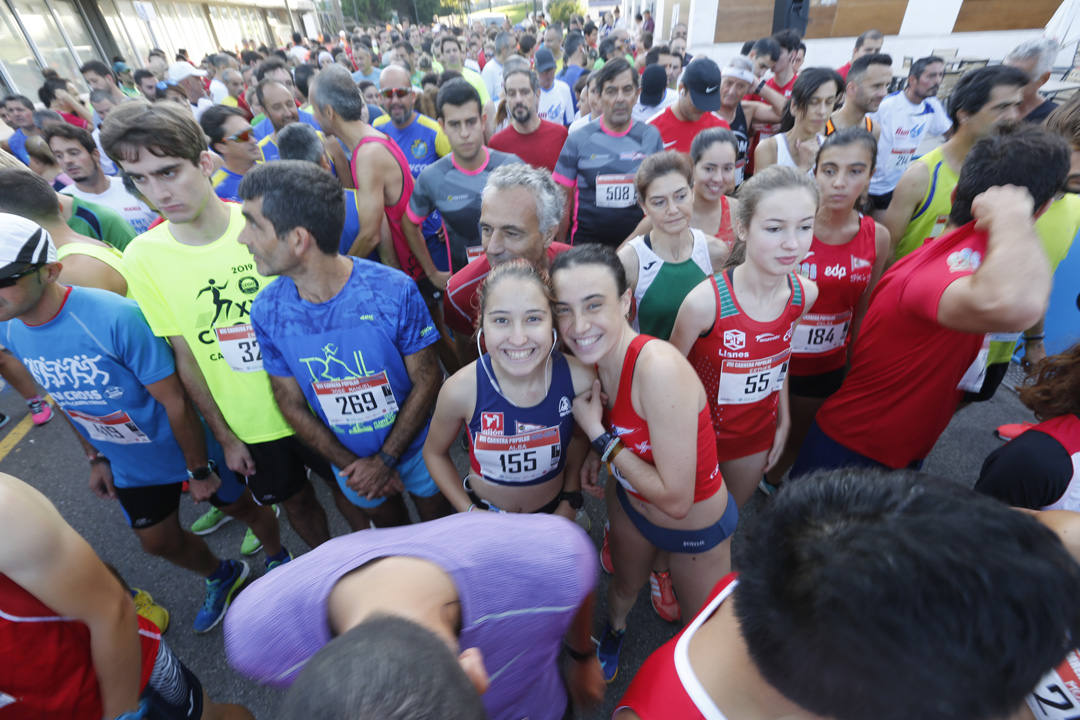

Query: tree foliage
[547,0,582,23]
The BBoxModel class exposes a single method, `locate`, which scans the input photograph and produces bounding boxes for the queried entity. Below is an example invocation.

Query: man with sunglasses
[201,105,260,203]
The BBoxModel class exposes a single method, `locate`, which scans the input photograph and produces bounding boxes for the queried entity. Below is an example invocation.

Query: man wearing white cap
[167,61,213,121]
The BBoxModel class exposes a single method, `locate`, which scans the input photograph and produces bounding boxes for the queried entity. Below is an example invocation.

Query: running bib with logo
[1026,650,1080,719]
[215,324,263,373]
[473,425,562,485]
[717,353,789,404]
[595,174,636,208]
[890,147,916,172]
[313,372,399,427]
[68,408,151,445]
[792,311,851,354]
[957,335,991,393]
[466,245,485,263]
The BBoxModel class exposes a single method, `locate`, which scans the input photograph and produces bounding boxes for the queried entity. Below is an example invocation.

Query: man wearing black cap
[648,57,731,153]
[535,48,575,127]
[632,65,675,123]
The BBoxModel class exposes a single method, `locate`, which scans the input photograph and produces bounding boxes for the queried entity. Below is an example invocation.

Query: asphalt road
[0,365,1033,720]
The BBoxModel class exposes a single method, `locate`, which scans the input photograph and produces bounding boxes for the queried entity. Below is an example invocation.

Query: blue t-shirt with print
[251,258,439,459]
[3,286,225,487]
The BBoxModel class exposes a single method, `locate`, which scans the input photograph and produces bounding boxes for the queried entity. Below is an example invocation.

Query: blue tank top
[467,351,576,486]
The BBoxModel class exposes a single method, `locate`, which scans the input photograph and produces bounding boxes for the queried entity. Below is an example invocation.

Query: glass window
[0,2,42,96]
[98,0,140,68]
[145,1,176,59]
[10,0,81,87]
[112,0,155,67]
[49,0,98,64]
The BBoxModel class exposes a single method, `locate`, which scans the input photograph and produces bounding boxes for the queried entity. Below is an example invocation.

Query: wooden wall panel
[952,0,1060,31]
[713,0,774,43]
[805,3,838,39]
[830,0,906,36]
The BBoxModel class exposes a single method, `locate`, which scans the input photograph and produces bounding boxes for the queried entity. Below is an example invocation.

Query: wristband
[600,437,623,463]
[605,441,625,463]
[377,450,399,469]
[590,431,614,457]
[563,641,594,662]
[88,453,110,465]
[754,78,767,95]
[1023,334,1045,342]
[558,490,584,510]
[114,698,150,720]
[466,503,476,512]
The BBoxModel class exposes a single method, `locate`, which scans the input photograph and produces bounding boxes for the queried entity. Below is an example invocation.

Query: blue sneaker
[193,560,249,634]
[597,624,625,683]
[265,550,292,572]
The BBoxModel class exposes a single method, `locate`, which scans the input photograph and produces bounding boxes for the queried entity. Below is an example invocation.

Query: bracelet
[755,78,767,94]
[88,454,110,465]
[466,503,476,512]
[563,641,594,662]
[1023,334,1045,342]
[590,431,614,457]
[606,441,625,463]
[600,437,623,463]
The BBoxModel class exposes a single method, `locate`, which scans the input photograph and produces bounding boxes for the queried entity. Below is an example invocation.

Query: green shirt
[67,196,137,252]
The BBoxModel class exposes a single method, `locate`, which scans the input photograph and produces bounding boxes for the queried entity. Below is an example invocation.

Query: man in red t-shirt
[489,65,568,173]
[836,28,885,81]
[647,57,730,153]
[790,125,1068,477]
[444,163,571,360]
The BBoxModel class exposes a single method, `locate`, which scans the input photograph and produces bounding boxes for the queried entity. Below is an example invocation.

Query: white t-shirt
[868,92,951,195]
[191,97,214,122]
[209,78,229,104]
[632,88,677,123]
[538,79,575,126]
[61,176,158,234]
[568,113,595,134]
[482,57,504,102]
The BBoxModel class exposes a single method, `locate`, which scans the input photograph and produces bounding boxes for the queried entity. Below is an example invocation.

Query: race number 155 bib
[215,324,263,373]
[473,425,562,484]
[67,408,151,445]
[313,372,399,427]
[716,353,789,405]
[595,173,636,208]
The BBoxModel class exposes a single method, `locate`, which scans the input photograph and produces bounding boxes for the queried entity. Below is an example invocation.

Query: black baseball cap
[639,65,667,106]
[682,57,723,112]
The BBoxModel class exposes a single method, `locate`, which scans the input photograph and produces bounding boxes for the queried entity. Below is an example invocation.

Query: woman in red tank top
[551,244,735,684]
[671,166,819,507]
[768,128,890,483]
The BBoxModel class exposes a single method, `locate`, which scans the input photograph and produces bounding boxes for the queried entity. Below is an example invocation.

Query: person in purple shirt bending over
[224,512,604,719]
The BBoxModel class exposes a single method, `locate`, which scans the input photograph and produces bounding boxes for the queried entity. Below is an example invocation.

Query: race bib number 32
[595,173,636,208]
[313,372,399,427]
[215,324,263,373]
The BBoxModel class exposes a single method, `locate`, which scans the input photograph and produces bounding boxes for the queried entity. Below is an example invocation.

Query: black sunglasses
[0,265,42,288]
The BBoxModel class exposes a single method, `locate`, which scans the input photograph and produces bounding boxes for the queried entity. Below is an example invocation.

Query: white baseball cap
[0,214,56,277]
[166,61,207,83]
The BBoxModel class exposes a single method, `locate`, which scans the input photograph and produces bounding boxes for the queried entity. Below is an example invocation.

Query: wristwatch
[377,450,399,469]
[187,461,216,481]
[559,491,584,510]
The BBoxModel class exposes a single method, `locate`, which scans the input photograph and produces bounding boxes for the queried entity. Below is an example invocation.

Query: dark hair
[256,78,292,111]
[816,126,878,173]
[420,72,440,89]
[740,40,755,56]
[237,161,344,255]
[691,127,739,163]
[0,168,62,223]
[598,37,617,61]
[772,29,802,53]
[133,69,154,84]
[847,53,893,83]
[854,29,884,49]
[1045,93,1080,149]
[644,44,672,66]
[100,100,207,167]
[635,150,692,200]
[949,124,1069,226]
[2,95,34,111]
[550,243,628,296]
[276,122,325,165]
[781,67,844,130]
[436,78,481,119]
[440,35,462,52]
[583,21,597,35]
[37,77,70,108]
[751,36,782,61]
[291,31,302,44]
[947,64,1029,126]
[1018,341,1080,419]
[477,258,555,325]
[438,69,464,86]
[43,122,96,155]
[279,615,485,720]
[255,57,289,82]
[733,467,1080,720]
[199,104,246,151]
[593,57,637,93]
[518,34,536,54]
[293,64,316,98]
[563,31,586,59]
[80,60,114,82]
[909,55,944,81]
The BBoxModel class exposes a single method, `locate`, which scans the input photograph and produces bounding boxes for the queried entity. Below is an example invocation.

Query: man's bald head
[379,64,411,89]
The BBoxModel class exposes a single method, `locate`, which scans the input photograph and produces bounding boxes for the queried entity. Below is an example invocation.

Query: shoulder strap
[714,269,740,319]
[864,116,873,132]
[616,335,651,405]
[788,272,804,307]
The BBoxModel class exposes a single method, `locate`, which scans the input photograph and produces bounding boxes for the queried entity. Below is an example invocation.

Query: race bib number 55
[313,372,399,427]
[716,353,789,405]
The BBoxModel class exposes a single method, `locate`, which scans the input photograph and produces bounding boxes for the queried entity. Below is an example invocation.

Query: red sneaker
[600,525,614,575]
[995,422,1034,441]
[650,570,681,623]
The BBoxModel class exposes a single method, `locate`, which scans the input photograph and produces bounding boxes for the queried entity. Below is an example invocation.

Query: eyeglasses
[380,88,411,99]
[0,265,42,288]
[224,128,254,143]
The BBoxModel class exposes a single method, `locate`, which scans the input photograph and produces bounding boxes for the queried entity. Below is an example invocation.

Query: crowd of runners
[1,13,1079,720]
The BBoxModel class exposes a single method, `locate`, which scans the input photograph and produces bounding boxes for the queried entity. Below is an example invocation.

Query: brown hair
[1018,342,1080,420]
[475,259,555,330]
[25,135,58,166]
[733,164,819,230]
[1045,93,1080,150]
[634,150,692,201]
[99,99,206,167]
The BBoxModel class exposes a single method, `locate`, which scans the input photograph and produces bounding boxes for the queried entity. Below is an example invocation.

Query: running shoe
[193,560,249,634]
[240,527,261,556]
[190,506,231,535]
[596,624,625,683]
[131,588,169,633]
[995,422,1034,442]
[575,507,592,533]
[600,525,614,575]
[265,550,293,572]
[27,398,51,425]
[650,570,681,623]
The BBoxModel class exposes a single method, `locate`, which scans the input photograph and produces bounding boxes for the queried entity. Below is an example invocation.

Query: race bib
[989,331,1023,344]
[595,173,636,208]
[889,147,916,172]
[792,312,851,354]
[716,353,789,405]
[1027,650,1080,719]
[67,408,151,445]
[313,372,399,427]
[473,425,562,484]
[930,214,949,238]
[215,324,263,373]
[466,245,485,263]
[957,335,991,393]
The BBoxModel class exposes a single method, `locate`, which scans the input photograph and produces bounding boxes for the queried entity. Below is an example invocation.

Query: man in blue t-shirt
[237,161,450,528]
[1,95,36,165]
[0,214,286,633]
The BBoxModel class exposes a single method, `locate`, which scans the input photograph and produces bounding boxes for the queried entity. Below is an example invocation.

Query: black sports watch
[187,460,216,481]
[558,491,584,510]
[377,450,399,469]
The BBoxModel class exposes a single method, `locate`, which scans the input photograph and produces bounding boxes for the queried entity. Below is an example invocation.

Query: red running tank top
[604,334,723,504]
[688,270,805,460]
[790,214,876,376]
[711,195,736,249]
[616,573,739,719]
[0,573,160,719]
[350,135,423,280]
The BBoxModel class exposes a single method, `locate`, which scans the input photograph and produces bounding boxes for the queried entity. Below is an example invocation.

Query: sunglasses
[224,128,254,143]
[380,88,411,99]
[0,265,42,288]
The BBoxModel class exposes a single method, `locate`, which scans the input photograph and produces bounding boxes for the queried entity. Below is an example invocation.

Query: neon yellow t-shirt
[895,146,959,260]
[122,203,293,443]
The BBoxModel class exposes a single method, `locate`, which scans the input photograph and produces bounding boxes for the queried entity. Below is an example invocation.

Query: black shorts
[868,191,893,211]
[788,366,847,399]
[244,435,332,505]
[962,361,1010,403]
[116,478,240,530]
[143,639,204,719]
